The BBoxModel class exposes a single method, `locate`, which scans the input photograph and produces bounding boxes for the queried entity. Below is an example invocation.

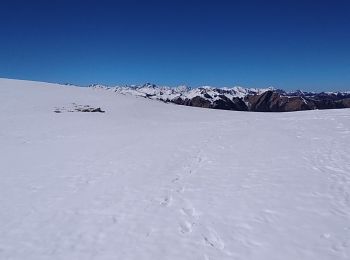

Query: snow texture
[0,78,350,260]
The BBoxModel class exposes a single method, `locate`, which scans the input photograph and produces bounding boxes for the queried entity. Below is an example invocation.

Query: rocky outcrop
[54,104,105,113]
[188,96,211,108]
[171,94,248,111]
[246,91,350,112]
[75,107,105,113]
[247,91,314,112]
[212,96,248,111]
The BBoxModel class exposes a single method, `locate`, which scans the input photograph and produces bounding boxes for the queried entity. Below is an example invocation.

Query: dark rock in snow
[54,104,105,113]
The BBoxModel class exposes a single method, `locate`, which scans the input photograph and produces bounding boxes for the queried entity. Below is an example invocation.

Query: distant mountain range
[90,83,350,112]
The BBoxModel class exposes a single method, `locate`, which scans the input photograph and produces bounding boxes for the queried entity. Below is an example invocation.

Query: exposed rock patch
[54,104,105,113]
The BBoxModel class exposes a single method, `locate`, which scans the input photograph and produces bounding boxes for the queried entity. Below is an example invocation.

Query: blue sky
[0,0,349,91]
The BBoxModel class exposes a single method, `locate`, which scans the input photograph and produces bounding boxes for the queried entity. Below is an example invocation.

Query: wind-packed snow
[0,78,350,260]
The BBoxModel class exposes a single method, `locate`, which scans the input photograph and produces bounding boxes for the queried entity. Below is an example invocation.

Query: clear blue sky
[0,0,349,91]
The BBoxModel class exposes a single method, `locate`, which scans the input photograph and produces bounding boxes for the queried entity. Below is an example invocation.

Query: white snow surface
[1,78,350,260]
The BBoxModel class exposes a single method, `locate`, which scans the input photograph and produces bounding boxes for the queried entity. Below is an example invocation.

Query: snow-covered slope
[1,78,350,260]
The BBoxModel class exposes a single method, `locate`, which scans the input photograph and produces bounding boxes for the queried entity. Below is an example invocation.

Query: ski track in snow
[0,78,350,260]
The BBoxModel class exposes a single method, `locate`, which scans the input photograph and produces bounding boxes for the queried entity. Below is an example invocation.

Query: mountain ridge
[91,83,350,112]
